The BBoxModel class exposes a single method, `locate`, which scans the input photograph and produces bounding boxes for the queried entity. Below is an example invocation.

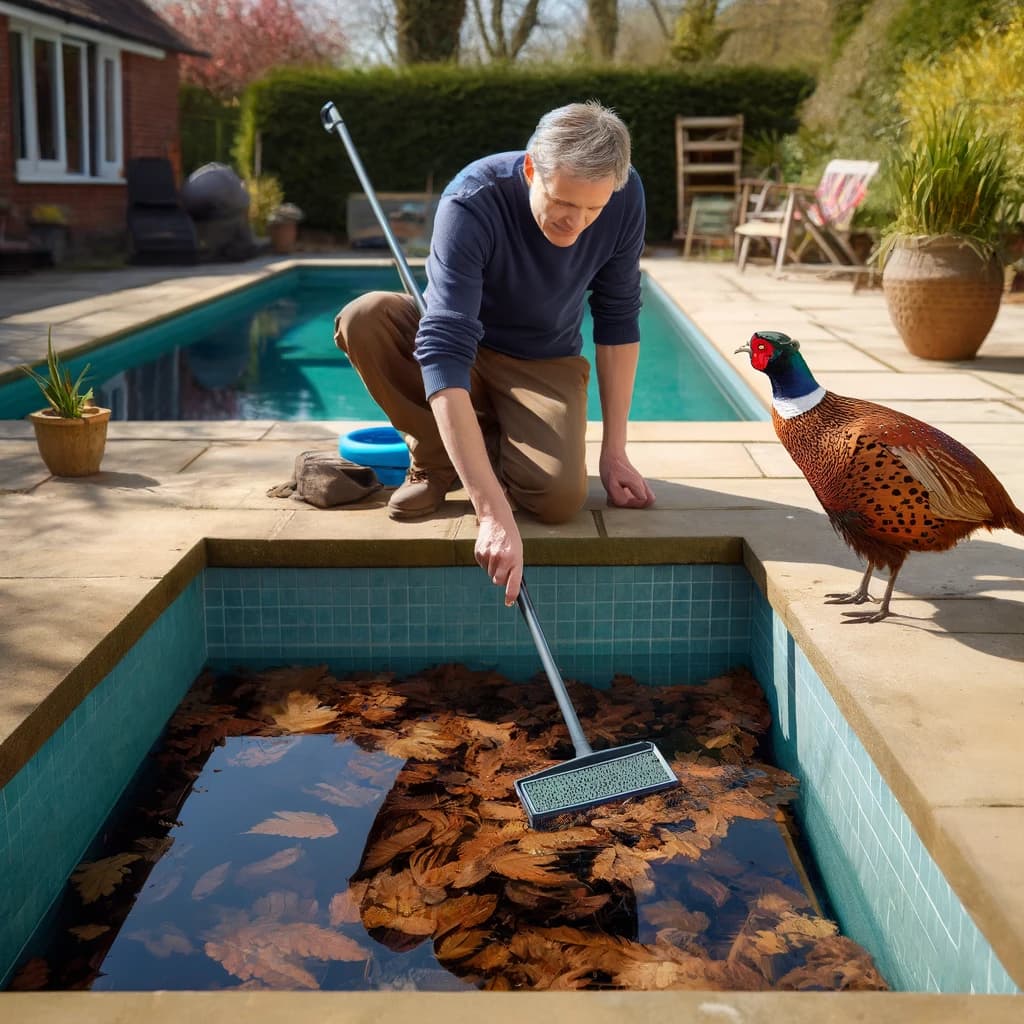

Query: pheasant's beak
[734,344,751,356]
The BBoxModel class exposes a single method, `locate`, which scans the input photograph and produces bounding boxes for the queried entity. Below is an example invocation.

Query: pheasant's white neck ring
[773,385,826,419]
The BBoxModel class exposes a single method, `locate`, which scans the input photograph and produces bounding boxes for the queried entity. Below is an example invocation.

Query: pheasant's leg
[825,562,875,605]
[843,567,900,624]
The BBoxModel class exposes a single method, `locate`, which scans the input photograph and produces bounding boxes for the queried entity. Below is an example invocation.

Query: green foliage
[803,0,1011,180]
[829,0,873,59]
[897,8,1024,172]
[670,0,732,64]
[880,108,1019,261]
[180,85,241,175]
[235,64,813,242]
[21,330,94,419]
[245,174,285,234]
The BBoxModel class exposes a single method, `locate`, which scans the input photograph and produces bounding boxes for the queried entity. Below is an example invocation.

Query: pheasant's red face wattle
[750,335,773,372]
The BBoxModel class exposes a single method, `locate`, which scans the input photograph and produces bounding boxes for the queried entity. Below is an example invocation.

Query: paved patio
[0,253,1021,1019]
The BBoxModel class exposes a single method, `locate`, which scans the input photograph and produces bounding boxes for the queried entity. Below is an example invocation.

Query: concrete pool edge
[2,989,1022,1022]
[1,531,1021,1001]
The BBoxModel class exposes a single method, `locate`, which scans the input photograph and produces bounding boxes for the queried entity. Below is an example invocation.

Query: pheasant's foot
[840,608,893,624]
[824,590,875,606]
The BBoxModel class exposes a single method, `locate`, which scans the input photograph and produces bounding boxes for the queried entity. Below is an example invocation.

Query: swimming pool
[0,562,1016,994]
[0,267,765,423]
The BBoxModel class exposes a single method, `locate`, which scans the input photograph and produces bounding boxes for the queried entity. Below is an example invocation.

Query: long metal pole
[320,101,426,316]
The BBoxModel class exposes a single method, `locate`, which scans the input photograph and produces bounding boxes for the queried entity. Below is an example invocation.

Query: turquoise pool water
[0,267,765,422]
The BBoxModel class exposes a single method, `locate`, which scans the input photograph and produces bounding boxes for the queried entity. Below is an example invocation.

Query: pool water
[0,267,763,422]
[6,660,886,992]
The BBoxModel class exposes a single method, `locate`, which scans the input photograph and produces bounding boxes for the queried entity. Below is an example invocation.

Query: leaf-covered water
[7,663,887,992]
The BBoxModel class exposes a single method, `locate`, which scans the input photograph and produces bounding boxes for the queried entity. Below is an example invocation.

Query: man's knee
[507,472,587,524]
[334,291,405,357]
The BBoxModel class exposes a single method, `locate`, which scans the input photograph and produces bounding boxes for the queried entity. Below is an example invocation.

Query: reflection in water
[6,663,888,993]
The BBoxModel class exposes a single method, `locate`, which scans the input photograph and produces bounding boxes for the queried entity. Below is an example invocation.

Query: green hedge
[236,65,814,242]
[180,85,241,176]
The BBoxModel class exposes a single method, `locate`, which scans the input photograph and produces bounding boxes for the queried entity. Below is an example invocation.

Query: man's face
[524,152,615,248]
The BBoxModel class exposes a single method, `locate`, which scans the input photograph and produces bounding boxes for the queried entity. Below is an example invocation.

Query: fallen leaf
[246,811,338,839]
[71,853,141,904]
[305,780,381,808]
[263,691,339,733]
[237,847,303,881]
[126,925,195,958]
[69,924,110,942]
[361,820,433,871]
[193,861,232,900]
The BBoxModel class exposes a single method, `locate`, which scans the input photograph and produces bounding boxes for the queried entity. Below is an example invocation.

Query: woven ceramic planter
[882,235,1003,360]
[29,405,111,476]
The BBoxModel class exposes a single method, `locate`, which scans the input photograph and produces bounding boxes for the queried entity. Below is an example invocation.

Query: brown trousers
[334,291,590,523]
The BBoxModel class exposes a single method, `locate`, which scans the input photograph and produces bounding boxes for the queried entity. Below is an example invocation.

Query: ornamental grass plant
[22,329,95,418]
[880,107,1020,264]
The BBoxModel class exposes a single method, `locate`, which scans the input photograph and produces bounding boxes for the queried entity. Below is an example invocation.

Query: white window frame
[5,9,164,184]
[94,45,123,180]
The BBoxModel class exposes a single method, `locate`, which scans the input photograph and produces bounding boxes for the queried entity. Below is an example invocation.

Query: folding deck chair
[734,159,879,274]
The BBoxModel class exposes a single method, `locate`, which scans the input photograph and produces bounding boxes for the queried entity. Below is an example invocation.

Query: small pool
[0,267,765,423]
[0,564,1017,995]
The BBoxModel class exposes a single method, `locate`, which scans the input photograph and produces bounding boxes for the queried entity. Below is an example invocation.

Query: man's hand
[600,449,655,509]
[475,508,523,606]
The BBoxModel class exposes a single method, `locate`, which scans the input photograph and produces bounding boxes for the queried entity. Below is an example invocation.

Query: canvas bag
[267,449,382,508]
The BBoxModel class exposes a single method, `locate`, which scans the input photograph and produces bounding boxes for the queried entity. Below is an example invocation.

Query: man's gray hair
[528,100,632,191]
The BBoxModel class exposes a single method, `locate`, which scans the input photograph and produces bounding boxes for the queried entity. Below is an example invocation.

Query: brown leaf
[227,736,300,768]
[491,851,570,886]
[126,925,195,958]
[643,900,709,936]
[435,928,489,962]
[8,957,49,991]
[516,826,603,854]
[205,921,369,989]
[361,820,433,871]
[69,924,110,942]
[263,691,338,733]
[237,847,303,881]
[71,853,141,904]
[432,894,499,936]
[328,881,370,926]
[305,780,381,808]
[192,861,232,900]
[246,811,337,839]
[590,845,655,895]
[382,721,461,761]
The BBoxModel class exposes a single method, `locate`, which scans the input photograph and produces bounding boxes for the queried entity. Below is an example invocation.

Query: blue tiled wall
[0,577,206,984]
[0,564,1017,995]
[750,596,1018,994]
[204,565,755,686]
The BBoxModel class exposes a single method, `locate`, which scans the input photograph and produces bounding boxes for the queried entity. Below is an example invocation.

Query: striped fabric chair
[734,159,880,274]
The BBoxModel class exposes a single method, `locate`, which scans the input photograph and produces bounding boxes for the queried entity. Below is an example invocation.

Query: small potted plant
[268,201,304,254]
[22,330,111,476]
[879,108,1022,360]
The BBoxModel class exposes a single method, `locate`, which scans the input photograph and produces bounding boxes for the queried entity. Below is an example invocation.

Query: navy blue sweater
[416,151,645,398]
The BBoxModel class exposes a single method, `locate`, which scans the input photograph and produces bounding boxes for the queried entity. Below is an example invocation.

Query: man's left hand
[600,450,655,509]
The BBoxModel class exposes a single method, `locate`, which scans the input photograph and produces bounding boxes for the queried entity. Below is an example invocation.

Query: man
[335,100,654,607]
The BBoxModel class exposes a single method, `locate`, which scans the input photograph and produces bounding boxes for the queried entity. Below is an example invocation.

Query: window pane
[33,37,59,161]
[10,31,26,159]
[104,58,116,164]
[63,43,83,173]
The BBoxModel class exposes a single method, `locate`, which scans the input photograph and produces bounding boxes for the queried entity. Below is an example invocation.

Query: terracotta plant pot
[29,406,111,476]
[269,220,298,254]
[882,235,1003,360]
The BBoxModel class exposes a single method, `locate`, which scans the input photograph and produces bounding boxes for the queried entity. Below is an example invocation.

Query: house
[0,0,204,260]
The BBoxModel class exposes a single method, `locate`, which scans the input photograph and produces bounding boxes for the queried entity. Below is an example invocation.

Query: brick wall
[0,30,181,255]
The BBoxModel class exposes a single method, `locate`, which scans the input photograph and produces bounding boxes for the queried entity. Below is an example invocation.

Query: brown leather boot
[388,467,459,520]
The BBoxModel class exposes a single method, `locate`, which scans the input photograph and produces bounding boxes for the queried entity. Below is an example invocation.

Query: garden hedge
[234,65,814,243]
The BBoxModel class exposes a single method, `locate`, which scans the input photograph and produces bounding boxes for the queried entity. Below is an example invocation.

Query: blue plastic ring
[338,426,410,470]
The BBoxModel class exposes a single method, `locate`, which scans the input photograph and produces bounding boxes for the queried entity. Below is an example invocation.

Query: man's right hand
[474,507,523,607]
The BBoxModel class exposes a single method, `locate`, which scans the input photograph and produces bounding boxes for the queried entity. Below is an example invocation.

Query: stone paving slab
[2,990,1021,1024]
[587,440,763,478]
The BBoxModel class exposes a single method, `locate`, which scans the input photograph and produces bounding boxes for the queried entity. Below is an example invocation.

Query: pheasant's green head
[735,331,800,373]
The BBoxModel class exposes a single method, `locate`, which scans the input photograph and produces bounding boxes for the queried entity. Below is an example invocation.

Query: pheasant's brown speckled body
[740,330,1024,621]
[773,392,1024,575]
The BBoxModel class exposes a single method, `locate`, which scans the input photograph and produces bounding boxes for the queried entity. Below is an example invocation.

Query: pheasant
[736,330,1024,622]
